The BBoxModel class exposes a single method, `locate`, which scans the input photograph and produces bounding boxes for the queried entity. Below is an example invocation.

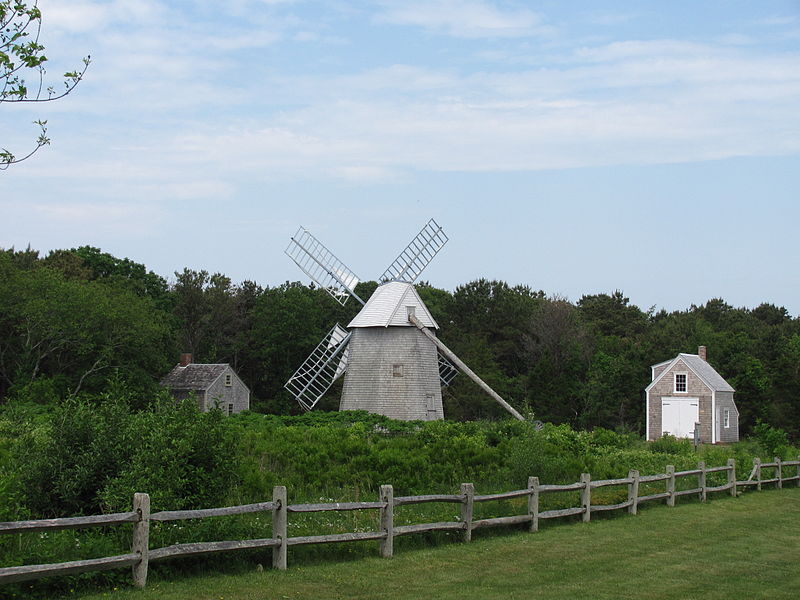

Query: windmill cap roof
[348,281,438,328]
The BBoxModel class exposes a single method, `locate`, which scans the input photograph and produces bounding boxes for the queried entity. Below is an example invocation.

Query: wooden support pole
[628,470,639,515]
[408,314,524,421]
[460,483,474,542]
[131,493,150,588]
[698,461,707,502]
[754,458,762,491]
[580,473,591,523]
[666,465,676,507]
[776,457,783,489]
[727,458,736,497]
[379,485,394,558]
[528,477,539,533]
[272,486,287,570]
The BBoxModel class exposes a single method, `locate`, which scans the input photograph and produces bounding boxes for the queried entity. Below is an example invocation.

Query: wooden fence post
[754,458,762,491]
[580,473,591,523]
[461,483,474,543]
[628,470,639,515]
[272,486,287,570]
[131,493,150,588]
[727,458,736,497]
[379,485,394,558]
[698,461,707,502]
[797,456,800,488]
[776,457,782,489]
[528,476,539,533]
[666,465,676,507]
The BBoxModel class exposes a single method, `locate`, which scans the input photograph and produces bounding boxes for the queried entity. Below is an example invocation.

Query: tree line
[1,245,798,438]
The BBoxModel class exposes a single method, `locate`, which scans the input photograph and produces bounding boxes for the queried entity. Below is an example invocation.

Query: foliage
[752,421,790,458]
[1,0,90,168]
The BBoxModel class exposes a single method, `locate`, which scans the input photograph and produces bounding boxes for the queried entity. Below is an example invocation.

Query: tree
[1,0,90,168]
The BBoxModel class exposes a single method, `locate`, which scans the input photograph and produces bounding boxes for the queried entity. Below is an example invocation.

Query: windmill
[284,219,524,421]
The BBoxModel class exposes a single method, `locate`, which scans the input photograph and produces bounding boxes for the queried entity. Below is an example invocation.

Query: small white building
[645,346,738,443]
[160,353,250,415]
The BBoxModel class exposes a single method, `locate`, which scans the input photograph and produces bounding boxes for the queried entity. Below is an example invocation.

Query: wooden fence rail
[2,457,798,588]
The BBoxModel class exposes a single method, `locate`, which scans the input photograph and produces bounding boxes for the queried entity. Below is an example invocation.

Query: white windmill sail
[379,219,448,284]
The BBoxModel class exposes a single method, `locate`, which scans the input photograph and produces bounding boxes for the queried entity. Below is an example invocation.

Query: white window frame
[674,372,688,393]
[723,407,730,428]
[224,373,232,387]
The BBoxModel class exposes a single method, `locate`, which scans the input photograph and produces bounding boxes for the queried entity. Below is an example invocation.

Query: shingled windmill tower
[284,220,523,422]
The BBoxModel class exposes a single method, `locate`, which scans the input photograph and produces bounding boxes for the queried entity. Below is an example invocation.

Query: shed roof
[646,353,734,393]
[160,363,228,391]
[348,281,438,328]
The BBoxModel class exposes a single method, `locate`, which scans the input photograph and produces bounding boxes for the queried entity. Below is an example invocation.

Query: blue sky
[2,0,800,315]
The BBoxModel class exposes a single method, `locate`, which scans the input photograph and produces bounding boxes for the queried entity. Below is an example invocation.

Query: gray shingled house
[645,346,738,443]
[160,354,250,415]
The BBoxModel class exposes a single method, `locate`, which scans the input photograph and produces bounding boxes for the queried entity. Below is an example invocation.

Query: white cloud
[375,0,548,38]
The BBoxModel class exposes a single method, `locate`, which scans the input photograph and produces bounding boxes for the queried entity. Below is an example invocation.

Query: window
[724,408,730,428]
[392,364,403,378]
[227,403,234,416]
[674,372,687,393]
[224,374,232,387]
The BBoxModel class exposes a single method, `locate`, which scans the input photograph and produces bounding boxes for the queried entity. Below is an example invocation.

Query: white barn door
[661,398,699,438]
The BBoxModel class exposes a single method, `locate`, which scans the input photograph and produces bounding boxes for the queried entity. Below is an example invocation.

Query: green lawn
[78,488,799,600]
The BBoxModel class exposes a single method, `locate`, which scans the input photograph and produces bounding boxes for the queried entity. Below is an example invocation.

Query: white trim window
[724,407,730,428]
[224,373,232,387]
[674,372,688,393]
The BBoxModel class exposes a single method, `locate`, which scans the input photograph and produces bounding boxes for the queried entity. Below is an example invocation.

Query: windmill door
[661,398,699,439]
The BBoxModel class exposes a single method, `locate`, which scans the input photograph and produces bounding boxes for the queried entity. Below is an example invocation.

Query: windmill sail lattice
[285,227,364,306]
[380,219,448,284]
[284,324,352,411]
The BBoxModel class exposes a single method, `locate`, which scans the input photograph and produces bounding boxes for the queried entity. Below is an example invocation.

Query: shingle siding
[340,327,443,421]
[161,364,250,414]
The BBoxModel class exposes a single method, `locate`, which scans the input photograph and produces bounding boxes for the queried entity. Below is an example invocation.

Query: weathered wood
[590,477,632,488]
[698,461,707,502]
[461,483,474,543]
[674,488,703,497]
[287,531,386,546]
[393,522,465,536]
[472,515,531,529]
[0,512,138,535]
[591,500,633,513]
[628,470,639,515]
[393,494,463,506]
[538,507,585,519]
[638,492,671,503]
[776,457,783,489]
[288,501,384,513]
[272,486,287,571]
[736,479,761,487]
[408,314,524,421]
[705,465,733,474]
[0,554,140,584]
[639,473,670,483]
[528,476,539,533]
[674,469,702,477]
[538,482,585,492]
[754,457,762,491]
[474,489,530,502]
[379,485,393,559]
[151,502,276,522]
[131,493,149,588]
[149,538,280,562]
[727,458,737,497]
[666,465,676,507]
[705,483,734,493]
[580,473,591,523]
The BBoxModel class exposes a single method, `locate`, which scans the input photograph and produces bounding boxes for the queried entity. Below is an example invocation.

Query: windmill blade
[380,219,448,284]
[285,324,352,411]
[286,227,365,306]
[438,352,458,386]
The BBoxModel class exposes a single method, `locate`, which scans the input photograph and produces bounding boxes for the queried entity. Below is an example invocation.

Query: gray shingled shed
[645,346,738,443]
[160,354,250,415]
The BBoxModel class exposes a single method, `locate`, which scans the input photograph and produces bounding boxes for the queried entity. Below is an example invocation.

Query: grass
[72,487,800,600]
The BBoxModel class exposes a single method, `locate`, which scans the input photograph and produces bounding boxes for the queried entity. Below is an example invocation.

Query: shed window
[723,408,730,428]
[224,374,232,387]
[674,373,687,393]
[227,403,234,416]
[392,364,403,378]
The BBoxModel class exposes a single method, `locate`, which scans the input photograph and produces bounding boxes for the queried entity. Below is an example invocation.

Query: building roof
[160,363,229,390]
[348,281,438,328]
[646,353,735,393]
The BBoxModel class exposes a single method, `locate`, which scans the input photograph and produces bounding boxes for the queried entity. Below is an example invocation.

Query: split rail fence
[1,456,798,589]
